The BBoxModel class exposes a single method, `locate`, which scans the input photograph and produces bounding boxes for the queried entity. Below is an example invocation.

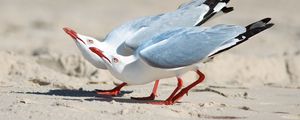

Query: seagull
[63,0,274,105]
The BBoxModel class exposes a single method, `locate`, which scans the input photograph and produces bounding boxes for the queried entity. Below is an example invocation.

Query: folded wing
[138,25,246,68]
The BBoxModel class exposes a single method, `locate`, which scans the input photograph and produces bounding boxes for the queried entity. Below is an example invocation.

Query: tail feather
[209,18,274,57]
[195,0,233,26]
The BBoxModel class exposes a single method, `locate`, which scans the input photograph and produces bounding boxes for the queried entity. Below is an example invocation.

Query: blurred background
[0,0,299,88]
[1,1,299,119]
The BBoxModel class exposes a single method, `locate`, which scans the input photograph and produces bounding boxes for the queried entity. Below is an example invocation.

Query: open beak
[89,47,111,63]
[63,27,86,44]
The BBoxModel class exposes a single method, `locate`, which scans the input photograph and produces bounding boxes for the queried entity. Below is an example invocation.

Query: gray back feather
[105,2,209,49]
[138,25,246,68]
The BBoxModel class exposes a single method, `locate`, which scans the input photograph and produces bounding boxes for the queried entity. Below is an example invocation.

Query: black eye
[113,58,119,63]
[88,39,94,44]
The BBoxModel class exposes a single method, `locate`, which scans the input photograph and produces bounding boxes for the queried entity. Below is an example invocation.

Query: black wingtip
[261,18,272,23]
[245,17,273,30]
[204,0,230,6]
[265,23,275,29]
[242,20,274,40]
[221,7,234,13]
[197,0,232,26]
[209,18,273,57]
[222,0,230,4]
[203,0,217,6]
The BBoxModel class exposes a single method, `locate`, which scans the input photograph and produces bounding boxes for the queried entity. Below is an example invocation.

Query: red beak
[89,47,111,63]
[63,27,86,44]
[63,27,78,39]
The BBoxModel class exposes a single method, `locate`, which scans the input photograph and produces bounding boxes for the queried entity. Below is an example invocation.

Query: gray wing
[105,0,231,50]
[124,6,209,48]
[138,25,246,68]
[105,7,208,49]
[104,15,162,54]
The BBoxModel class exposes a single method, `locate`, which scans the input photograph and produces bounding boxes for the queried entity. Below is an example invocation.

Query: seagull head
[63,27,108,69]
[88,46,125,71]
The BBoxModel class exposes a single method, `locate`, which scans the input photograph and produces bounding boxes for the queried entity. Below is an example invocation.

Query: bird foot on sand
[95,89,121,96]
[148,100,175,105]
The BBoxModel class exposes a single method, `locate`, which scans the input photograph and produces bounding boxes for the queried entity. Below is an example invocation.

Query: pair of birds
[63,0,273,105]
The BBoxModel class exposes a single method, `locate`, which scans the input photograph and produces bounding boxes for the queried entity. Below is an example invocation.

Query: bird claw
[95,82,127,96]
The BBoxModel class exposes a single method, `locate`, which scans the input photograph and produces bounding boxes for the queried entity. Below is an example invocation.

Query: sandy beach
[0,0,299,119]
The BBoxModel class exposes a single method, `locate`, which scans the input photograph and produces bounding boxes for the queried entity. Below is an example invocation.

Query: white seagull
[63,0,233,97]
[63,0,273,105]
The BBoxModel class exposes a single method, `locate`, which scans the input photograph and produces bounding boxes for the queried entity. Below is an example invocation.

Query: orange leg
[165,78,183,101]
[152,70,205,105]
[131,80,160,100]
[150,78,183,105]
[95,82,127,96]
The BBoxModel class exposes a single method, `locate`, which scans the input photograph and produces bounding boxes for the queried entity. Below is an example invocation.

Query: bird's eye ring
[88,39,94,44]
[113,58,119,63]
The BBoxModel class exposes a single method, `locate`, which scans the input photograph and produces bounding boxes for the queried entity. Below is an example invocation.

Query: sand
[0,0,300,120]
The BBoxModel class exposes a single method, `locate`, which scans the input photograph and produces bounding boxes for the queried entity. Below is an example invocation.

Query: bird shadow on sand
[15,89,163,104]
[21,89,133,97]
